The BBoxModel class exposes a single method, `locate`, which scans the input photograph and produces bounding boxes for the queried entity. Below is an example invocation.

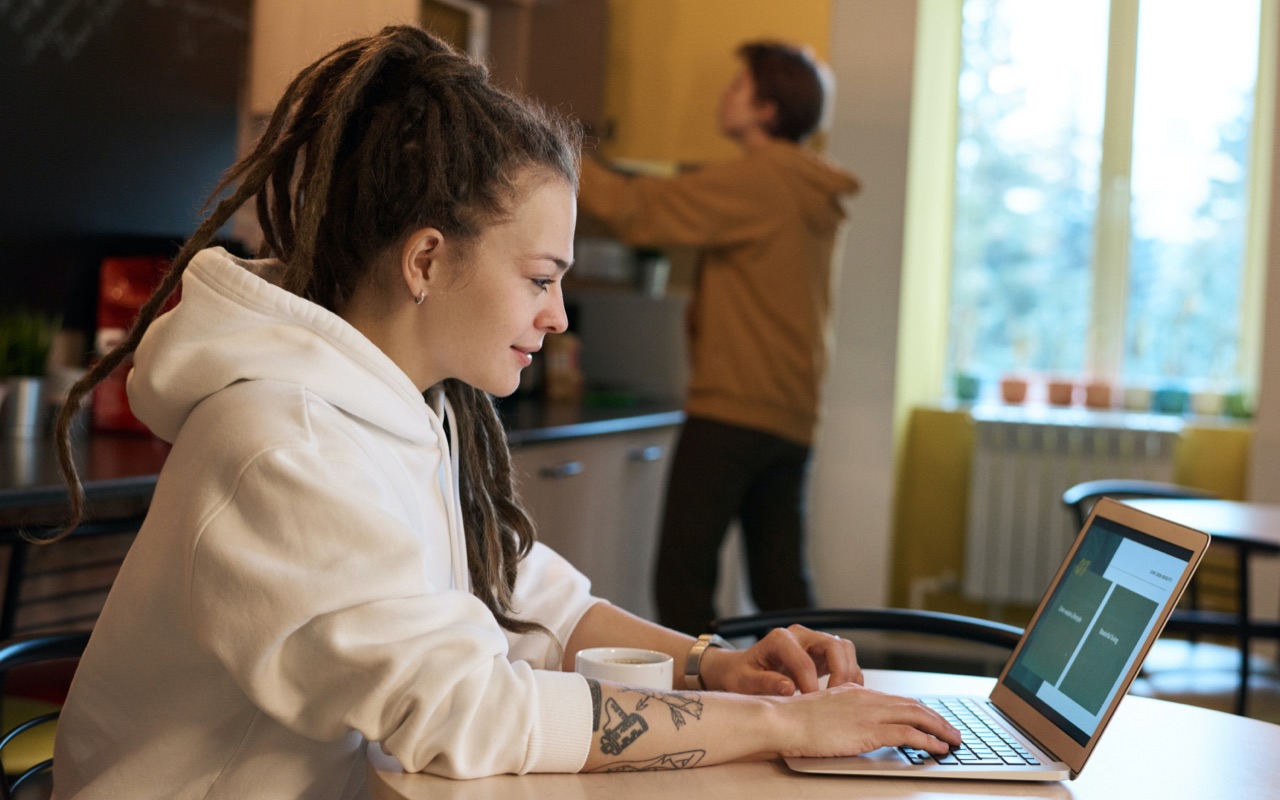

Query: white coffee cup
[574,647,673,690]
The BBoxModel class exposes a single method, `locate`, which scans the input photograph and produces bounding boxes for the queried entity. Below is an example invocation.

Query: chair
[2,517,142,640]
[709,608,1024,677]
[0,631,90,800]
[1061,479,1219,530]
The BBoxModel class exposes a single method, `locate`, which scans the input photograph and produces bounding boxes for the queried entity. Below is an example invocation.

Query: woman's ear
[401,227,444,301]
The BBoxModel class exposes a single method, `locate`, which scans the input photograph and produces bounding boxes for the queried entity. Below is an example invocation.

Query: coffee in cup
[575,647,673,690]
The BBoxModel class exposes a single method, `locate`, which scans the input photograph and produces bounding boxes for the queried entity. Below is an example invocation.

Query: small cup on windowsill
[1153,385,1190,415]
[1123,386,1154,412]
[1084,380,1113,410]
[1046,378,1077,407]
[953,372,980,403]
[1191,390,1225,417]
[1000,375,1028,404]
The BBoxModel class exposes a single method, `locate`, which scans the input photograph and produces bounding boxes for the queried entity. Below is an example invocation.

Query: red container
[92,256,179,434]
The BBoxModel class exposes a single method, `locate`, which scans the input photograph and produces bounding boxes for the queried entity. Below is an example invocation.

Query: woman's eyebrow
[532,253,573,271]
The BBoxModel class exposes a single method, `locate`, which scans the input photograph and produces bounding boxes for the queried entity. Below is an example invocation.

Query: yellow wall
[601,0,831,164]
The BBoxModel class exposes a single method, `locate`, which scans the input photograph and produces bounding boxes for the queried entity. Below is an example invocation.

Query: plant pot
[1000,376,1028,404]
[1084,381,1113,409]
[954,372,980,402]
[1046,379,1077,406]
[0,376,48,438]
[1123,386,1153,412]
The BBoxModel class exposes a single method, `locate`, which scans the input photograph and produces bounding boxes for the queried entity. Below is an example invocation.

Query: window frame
[896,0,1276,415]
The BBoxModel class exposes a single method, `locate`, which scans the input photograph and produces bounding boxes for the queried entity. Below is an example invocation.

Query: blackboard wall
[0,0,250,335]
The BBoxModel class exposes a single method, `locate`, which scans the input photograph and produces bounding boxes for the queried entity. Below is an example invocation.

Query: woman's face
[419,176,576,397]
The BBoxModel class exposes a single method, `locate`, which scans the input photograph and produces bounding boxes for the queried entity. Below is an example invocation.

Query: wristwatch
[683,633,734,690]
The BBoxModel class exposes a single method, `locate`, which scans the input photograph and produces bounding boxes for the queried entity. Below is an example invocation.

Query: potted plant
[0,308,61,437]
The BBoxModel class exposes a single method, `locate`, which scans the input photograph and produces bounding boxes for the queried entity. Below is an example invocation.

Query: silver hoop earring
[414,289,426,305]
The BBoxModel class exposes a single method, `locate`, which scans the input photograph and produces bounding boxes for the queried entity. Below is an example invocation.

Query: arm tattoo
[585,750,707,773]
[587,679,602,731]
[600,697,649,755]
[630,688,704,730]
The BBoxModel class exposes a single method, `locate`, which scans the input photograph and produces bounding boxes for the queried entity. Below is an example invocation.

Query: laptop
[785,497,1210,781]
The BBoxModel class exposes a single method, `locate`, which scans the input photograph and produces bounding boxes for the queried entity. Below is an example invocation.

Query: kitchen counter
[0,397,685,530]
[497,395,683,445]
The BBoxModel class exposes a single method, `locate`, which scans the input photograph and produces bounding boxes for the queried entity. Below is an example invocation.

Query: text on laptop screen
[1004,517,1193,745]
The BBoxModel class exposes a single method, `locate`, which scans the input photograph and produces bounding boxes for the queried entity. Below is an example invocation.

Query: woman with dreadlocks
[50,26,958,799]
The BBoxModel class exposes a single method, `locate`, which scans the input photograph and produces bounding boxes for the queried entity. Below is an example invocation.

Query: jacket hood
[128,247,435,444]
[758,139,861,233]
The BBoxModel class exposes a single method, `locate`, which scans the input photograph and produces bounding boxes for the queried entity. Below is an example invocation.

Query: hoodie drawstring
[428,389,468,592]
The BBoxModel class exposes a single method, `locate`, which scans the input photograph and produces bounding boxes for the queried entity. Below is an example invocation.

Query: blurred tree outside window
[947,0,1263,398]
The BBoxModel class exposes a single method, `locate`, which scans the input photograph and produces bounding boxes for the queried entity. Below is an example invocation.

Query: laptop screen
[1002,516,1194,745]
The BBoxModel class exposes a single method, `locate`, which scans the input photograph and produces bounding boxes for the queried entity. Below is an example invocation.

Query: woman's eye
[532,278,554,290]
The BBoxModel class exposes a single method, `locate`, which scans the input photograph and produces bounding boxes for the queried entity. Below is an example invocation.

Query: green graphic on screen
[1059,586,1157,714]
[1017,561,1110,685]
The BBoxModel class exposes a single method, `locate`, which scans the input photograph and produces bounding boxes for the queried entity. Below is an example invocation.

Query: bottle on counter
[543,331,584,401]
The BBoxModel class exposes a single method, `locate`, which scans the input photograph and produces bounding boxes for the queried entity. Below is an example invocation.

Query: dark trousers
[654,416,815,634]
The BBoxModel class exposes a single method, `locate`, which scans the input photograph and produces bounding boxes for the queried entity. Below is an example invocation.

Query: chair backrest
[709,608,1024,676]
[1060,479,1219,530]
[710,608,1023,648]
[0,631,90,800]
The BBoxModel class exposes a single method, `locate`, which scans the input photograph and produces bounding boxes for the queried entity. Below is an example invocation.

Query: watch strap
[684,633,733,690]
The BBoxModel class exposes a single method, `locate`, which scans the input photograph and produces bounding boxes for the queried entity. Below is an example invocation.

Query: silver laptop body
[785,498,1210,781]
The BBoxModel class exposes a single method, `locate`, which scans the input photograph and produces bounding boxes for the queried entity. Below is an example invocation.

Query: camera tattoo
[593,687,706,759]
[600,697,649,755]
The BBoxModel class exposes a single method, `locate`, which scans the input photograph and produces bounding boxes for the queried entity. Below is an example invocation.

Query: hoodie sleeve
[505,543,608,670]
[579,154,780,249]
[187,445,592,778]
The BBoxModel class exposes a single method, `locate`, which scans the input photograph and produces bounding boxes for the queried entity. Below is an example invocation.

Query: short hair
[736,41,830,143]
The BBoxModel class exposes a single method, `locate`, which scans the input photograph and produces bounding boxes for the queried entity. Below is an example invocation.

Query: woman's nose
[540,292,568,334]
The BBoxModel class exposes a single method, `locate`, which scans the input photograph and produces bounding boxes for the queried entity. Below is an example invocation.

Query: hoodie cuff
[522,670,592,773]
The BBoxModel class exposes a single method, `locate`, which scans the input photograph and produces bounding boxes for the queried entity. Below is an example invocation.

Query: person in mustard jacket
[579,41,861,634]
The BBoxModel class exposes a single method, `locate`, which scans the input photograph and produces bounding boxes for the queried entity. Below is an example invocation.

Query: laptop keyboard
[898,697,1042,767]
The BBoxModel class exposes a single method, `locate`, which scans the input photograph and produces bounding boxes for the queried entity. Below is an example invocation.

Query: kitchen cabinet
[247,0,417,116]
[598,0,831,165]
[510,425,677,621]
[483,0,610,138]
[248,0,610,135]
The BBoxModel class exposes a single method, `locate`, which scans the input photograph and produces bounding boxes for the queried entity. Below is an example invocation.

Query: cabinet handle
[627,446,665,463]
[539,460,585,479]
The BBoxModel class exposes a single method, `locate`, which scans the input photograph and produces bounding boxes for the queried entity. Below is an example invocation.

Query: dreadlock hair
[52,25,583,637]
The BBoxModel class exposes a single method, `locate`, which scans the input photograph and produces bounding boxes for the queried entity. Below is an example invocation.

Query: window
[939,0,1268,404]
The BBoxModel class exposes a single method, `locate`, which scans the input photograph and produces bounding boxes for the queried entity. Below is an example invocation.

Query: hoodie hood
[128,247,434,445]
[757,138,861,234]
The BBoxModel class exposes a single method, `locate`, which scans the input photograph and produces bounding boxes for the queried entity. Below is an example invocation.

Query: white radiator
[961,411,1181,605]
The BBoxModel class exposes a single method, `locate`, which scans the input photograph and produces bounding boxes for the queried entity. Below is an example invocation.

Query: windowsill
[928,399,1251,432]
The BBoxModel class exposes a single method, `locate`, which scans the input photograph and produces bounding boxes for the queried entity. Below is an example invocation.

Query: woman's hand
[701,624,862,696]
[774,682,962,758]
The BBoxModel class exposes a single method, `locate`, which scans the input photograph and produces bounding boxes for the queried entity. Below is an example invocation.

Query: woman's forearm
[561,601,699,684]
[562,603,963,770]
[579,680,774,772]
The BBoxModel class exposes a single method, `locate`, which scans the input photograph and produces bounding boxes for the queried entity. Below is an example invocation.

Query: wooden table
[1124,498,1280,715]
[368,670,1280,799]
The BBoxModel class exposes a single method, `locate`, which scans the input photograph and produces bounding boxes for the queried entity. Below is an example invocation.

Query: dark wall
[0,0,250,333]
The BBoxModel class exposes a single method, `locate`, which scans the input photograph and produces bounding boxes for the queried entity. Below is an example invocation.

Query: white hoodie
[53,248,598,799]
